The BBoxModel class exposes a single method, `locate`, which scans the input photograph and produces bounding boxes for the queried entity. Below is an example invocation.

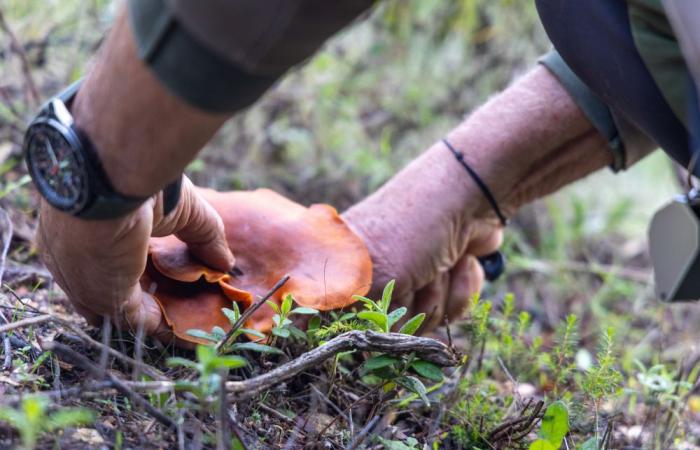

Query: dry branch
[0,313,53,333]
[126,331,460,402]
[40,339,177,430]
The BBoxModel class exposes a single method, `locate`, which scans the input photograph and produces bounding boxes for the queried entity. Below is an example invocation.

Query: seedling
[266,293,319,340]
[186,303,282,355]
[167,344,247,403]
[0,395,94,449]
[352,280,426,334]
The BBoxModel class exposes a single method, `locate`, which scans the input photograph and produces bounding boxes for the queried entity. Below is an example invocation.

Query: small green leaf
[358,311,388,332]
[266,300,280,314]
[222,307,239,324]
[272,314,281,326]
[289,326,306,340]
[398,313,425,336]
[166,357,198,369]
[272,327,291,338]
[381,280,396,313]
[387,307,407,328]
[396,376,429,406]
[281,294,294,316]
[209,355,248,370]
[539,401,569,448]
[186,329,219,342]
[353,295,380,311]
[410,360,444,382]
[307,316,321,331]
[363,355,400,372]
[231,342,283,354]
[291,307,319,315]
[338,312,356,321]
[211,326,226,339]
[529,440,556,450]
[46,408,95,431]
[240,328,266,339]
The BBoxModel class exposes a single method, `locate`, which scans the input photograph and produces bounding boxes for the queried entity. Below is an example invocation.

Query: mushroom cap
[145,188,372,343]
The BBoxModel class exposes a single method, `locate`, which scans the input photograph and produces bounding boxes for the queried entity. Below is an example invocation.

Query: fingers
[446,254,484,321]
[119,285,167,336]
[467,225,504,256]
[153,177,234,271]
[410,271,450,333]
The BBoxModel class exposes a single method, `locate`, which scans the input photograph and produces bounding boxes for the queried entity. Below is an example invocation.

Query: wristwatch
[23,80,181,220]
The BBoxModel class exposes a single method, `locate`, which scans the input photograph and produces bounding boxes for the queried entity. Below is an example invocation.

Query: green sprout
[0,395,94,449]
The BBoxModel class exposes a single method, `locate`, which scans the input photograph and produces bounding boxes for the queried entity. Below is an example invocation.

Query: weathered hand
[37,176,234,336]
[342,144,503,333]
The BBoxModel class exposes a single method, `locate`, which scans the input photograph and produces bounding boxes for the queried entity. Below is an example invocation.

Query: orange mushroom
[141,188,373,344]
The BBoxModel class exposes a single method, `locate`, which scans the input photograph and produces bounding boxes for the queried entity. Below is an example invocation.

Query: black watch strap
[57,79,183,219]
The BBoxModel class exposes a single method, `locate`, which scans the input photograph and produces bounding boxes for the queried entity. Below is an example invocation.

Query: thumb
[153,176,235,271]
[119,284,167,336]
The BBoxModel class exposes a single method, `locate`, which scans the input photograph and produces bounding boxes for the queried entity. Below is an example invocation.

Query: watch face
[25,121,90,213]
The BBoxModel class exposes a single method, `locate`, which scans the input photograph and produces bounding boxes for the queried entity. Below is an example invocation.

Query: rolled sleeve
[128,0,374,112]
[539,50,638,170]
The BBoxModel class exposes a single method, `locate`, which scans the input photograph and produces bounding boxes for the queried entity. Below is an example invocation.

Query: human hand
[37,176,234,336]
[342,144,504,333]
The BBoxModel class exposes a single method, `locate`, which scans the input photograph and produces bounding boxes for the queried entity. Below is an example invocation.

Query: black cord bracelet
[442,138,508,227]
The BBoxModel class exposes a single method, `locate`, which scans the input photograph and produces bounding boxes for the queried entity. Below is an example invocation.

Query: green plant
[580,327,623,402]
[186,303,281,355]
[352,280,425,334]
[529,401,569,450]
[167,344,247,404]
[0,395,95,449]
[349,280,440,405]
[266,293,319,340]
[545,314,579,393]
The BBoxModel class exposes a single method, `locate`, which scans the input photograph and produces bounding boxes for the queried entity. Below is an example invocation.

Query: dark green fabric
[628,0,689,127]
[128,0,374,113]
[128,0,279,112]
[539,51,625,170]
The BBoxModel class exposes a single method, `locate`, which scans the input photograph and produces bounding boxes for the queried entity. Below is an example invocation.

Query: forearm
[71,7,227,197]
[446,64,612,216]
[343,65,612,291]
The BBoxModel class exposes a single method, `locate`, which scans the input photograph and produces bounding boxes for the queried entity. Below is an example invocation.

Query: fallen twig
[122,331,459,402]
[344,415,380,450]
[216,274,290,353]
[0,207,13,285]
[40,339,177,430]
[0,313,53,333]
[0,310,14,371]
[57,318,168,381]
[511,257,650,284]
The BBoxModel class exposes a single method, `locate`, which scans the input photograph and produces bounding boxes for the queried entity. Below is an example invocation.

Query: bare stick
[0,310,13,371]
[0,207,13,285]
[344,415,380,450]
[216,369,230,450]
[0,314,53,333]
[41,339,176,430]
[57,319,168,381]
[216,274,290,353]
